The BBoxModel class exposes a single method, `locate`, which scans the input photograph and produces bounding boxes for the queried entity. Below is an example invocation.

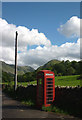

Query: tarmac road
[2,92,81,119]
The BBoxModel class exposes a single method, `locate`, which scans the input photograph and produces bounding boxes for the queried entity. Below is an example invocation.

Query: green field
[2,75,81,87]
[55,75,80,87]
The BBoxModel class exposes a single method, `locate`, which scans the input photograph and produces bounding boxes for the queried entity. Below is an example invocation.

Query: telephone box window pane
[47,91,53,94]
[47,88,53,90]
[39,78,42,85]
[47,98,53,100]
[47,101,52,104]
[47,94,53,97]
[47,78,53,81]
[47,85,53,87]
[47,81,53,84]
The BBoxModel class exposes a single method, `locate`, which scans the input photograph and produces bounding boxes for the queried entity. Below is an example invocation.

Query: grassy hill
[37,59,60,71]
[0,61,35,75]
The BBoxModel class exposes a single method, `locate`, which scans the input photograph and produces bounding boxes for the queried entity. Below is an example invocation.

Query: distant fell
[0,61,35,75]
[37,59,60,71]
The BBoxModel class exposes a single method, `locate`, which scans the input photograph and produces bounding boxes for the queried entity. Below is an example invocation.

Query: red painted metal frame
[37,70,55,108]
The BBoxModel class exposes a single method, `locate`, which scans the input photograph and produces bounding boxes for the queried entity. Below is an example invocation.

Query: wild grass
[42,105,68,114]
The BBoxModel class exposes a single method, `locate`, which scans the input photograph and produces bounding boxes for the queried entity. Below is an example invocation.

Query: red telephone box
[37,70,55,108]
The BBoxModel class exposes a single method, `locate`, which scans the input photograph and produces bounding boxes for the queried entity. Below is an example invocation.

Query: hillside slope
[0,61,35,75]
[37,59,60,71]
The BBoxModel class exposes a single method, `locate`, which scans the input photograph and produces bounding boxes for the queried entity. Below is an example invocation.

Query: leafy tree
[18,71,37,82]
[2,71,14,82]
[53,63,66,76]
[71,61,80,74]
[66,67,75,75]
[64,60,71,68]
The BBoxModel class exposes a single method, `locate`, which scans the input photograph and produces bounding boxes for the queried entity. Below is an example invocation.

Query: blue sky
[2,2,80,46]
[1,2,80,68]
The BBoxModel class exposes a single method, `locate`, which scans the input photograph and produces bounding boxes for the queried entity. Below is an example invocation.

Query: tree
[53,63,66,75]
[2,71,13,83]
[71,61,80,74]
[66,67,75,75]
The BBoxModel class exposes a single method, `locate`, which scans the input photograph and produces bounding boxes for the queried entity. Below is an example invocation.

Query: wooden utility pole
[14,31,18,91]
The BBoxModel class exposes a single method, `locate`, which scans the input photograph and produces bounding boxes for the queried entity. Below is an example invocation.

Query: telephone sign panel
[37,70,55,108]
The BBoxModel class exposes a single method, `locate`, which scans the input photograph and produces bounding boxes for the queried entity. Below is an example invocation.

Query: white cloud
[0,17,80,69]
[17,26,51,48]
[0,46,15,64]
[0,18,51,51]
[57,16,80,37]
[0,18,51,67]
[17,39,80,69]
[1,37,80,69]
